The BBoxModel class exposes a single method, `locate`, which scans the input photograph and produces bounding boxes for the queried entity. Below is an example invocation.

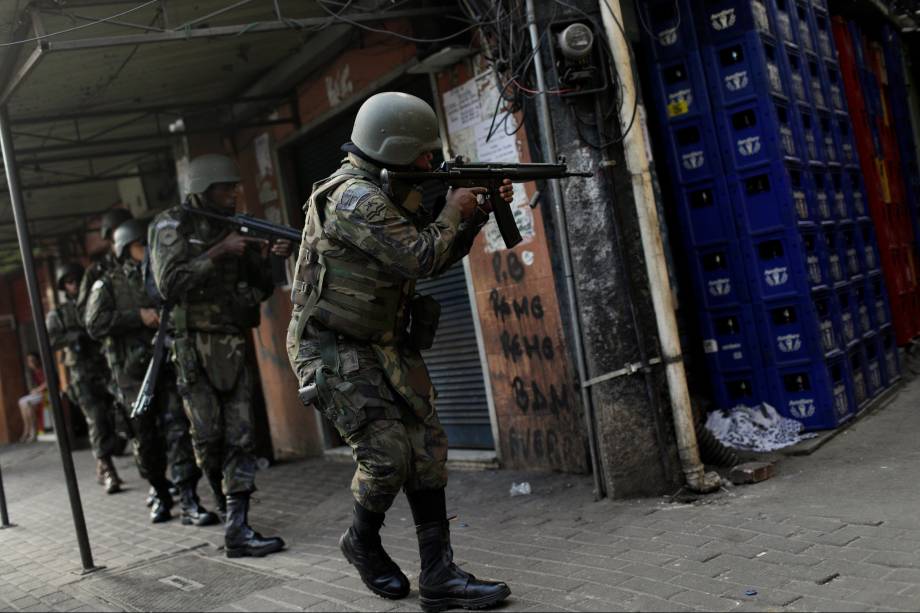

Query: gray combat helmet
[350,92,442,166]
[55,262,84,291]
[100,209,133,241]
[187,154,241,194]
[113,218,148,259]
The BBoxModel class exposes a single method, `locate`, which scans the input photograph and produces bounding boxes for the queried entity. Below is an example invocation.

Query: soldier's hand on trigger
[447,187,488,221]
[271,239,293,258]
[208,232,267,260]
[140,308,160,329]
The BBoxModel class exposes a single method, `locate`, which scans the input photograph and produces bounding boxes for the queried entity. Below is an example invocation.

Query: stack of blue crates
[640,0,900,430]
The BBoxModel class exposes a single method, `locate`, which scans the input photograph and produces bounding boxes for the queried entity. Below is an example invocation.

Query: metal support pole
[0,105,97,570]
[0,461,13,528]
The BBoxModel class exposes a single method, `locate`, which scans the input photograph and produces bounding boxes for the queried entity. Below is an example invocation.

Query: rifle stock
[129,304,172,419]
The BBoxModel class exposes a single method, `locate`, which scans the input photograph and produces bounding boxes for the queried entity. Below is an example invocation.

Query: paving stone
[670,589,741,612]
[617,576,683,600]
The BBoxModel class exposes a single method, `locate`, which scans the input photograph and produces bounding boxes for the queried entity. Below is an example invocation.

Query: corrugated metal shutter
[418,263,494,449]
[286,77,494,449]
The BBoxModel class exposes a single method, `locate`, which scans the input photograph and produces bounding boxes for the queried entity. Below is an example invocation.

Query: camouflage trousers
[131,370,200,489]
[174,332,257,496]
[69,378,117,460]
[289,332,448,514]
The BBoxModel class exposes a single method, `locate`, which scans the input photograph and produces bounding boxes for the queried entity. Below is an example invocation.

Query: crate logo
[658,28,678,46]
[682,150,705,170]
[668,89,693,108]
[710,9,736,30]
[789,398,816,418]
[708,277,731,296]
[737,136,762,156]
[725,71,749,92]
[777,333,802,353]
[764,266,788,287]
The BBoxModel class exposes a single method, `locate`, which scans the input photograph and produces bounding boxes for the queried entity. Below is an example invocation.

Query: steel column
[0,106,97,570]
[0,461,12,528]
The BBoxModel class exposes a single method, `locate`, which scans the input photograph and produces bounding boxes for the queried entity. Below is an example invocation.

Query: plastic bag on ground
[705,403,816,452]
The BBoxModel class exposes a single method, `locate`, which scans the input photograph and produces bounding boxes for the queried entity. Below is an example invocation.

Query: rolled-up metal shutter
[418,263,494,449]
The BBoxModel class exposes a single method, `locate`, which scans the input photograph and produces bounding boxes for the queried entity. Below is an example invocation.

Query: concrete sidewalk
[3,378,920,612]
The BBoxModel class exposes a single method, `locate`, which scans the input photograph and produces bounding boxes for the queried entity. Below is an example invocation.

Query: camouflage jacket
[289,154,485,419]
[46,297,109,385]
[77,252,116,310]
[84,259,156,398]
[147,197,274,337]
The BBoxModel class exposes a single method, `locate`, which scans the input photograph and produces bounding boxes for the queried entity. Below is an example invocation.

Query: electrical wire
[0,0,159,47]
[315,0,484,43]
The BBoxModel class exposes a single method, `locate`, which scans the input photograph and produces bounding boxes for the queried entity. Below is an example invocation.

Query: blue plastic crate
[667,119,723,184]
[711,369,770,411]
[694,0,775,43]
[793,1,816,55]
[785,49,809,104]
[848,345,869,409]
[820,225,846,286]
[648,53,713,123]
[797,106,822,166]
[812,7,835,60]
[637,0,698,61]
[810,168,833,222]
[742,230,811,300]
[700,305,762,372]
[837,222,864,280]
[862,332,884,397]
[813,288,843,354]
[836,283,859,347]
[807,56,829,111]
[676,180,737,245]
[834,116,857,166]
[690,242,751,308]
[846,167,869,218]
[768,355,853,429]
[811,0,827,11]
[772,0,798,50]
[829,171,847,220]
[800,227,831,290]
[880,324,901,385]
[824,61,847,113]
[853,281,873,338]
[729,163,807,235]
[755,298,833,366]
[819,112,840,167]
[868,271,892,330]
[858,221,880,271]
[715,101,800,172]
[700,34,787,107]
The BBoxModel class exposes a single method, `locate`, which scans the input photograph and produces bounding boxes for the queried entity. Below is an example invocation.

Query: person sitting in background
[18,352,46,442]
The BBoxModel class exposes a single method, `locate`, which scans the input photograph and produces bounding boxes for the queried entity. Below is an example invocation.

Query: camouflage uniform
[287,153,485,514]
[84,258,199,489]
[46,299,116,459]
[148,196,274,496]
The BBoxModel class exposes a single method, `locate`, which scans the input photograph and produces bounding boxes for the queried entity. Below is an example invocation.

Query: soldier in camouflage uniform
[47,263,122,494]
[86,219,218,526]
[287,92,512,611]
[148,154,287,557]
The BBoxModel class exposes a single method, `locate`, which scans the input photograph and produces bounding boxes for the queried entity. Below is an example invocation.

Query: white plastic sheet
[705,404,816,452]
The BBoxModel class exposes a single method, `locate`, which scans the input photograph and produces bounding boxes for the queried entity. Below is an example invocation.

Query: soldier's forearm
[158,255,215,300]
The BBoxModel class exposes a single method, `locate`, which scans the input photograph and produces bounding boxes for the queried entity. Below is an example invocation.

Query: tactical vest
[290,165,414,346]
[101,263,157,387]
[173,203,262,333]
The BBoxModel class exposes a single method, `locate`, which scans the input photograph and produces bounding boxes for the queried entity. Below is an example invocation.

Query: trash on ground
[509,482,532,497]
[745,589,758,596]
[730,461,776,485]
[705,403,817,452]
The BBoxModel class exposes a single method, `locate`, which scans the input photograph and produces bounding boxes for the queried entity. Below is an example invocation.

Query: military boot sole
[339,534,410,600]
[150,511,173,524]
[105,482,122,495]
[420,586,512,613]
[225,540,285,559]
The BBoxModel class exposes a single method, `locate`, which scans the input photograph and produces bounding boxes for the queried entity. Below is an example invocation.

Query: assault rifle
[182,205,301,284]
[129,303,172,419]
[381,157,592,249]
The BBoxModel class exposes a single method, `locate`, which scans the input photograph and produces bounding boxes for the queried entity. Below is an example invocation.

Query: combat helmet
[55,262,84,291]
[187,154,240,194]
[350,92,441,166]
[100,209,133,241]
[113,218,148,259]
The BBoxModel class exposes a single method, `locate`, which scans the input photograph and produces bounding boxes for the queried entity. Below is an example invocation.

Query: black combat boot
[150,481,173,524]
[145,486,157,508]
[99,456,123,495]
[95,459,105,486]
[408,489,510,612]
[207,472,227,519]
[179,485,219,527]
[224,493,285,558]
[339,503,410,600]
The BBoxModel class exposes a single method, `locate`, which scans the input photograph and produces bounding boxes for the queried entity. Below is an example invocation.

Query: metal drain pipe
[526,0,606,498]
[598,0,721,492]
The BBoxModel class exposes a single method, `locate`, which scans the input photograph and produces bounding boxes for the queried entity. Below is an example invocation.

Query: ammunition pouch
[408,294,441,350]
[314,330,370,436]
